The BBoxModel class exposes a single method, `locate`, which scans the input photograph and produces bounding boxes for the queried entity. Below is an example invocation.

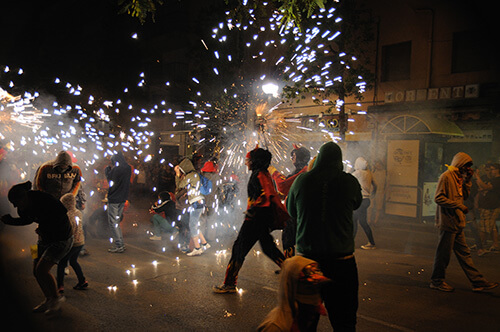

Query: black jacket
[105,152,131,204]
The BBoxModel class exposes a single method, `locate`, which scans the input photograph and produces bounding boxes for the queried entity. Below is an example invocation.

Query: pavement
[1,197,499,332]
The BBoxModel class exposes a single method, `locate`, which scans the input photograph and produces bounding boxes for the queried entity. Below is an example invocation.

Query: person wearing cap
[430,152,498,293]
[1,181,73,317]
[268,145,311,259]
[213,147,286,293]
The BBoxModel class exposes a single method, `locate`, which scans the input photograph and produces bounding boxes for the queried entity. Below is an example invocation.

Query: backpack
[199,174,213,196]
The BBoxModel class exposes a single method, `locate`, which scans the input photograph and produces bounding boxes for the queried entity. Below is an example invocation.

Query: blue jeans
[188,206,204,237]
[108,202,125,248]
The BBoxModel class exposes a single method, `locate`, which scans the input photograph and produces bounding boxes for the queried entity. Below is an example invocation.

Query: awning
[380,114,464,136]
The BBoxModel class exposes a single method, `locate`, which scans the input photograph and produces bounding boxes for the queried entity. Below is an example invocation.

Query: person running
[1,181,73,317]
[213,147,286,293]
[430,152,498,292]
[57,193,88,293]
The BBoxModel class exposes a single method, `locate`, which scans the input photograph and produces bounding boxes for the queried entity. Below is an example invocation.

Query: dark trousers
[431,229,487,286]
[224,210,285,286]
[57,245,85,287]
[304,256,359,332]
[353,198,375,245]
[282,217,297,259]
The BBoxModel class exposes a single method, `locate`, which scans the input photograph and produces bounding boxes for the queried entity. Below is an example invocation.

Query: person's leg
[282,217,297,259]
[108,202,125,248]
[359,199,375,245]
[223,217,261,286]
[431,230,454,284]
[189,207,203,249]
[35,258,58,299]
[56,253,70,289]
[452,230,488,287]
[258,228,285,268]
[321,258,358,332]
[68,246,85,284]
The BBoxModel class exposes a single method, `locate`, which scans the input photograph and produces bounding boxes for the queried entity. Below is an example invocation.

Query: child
[57,193,88,293]
[1,181,73,316]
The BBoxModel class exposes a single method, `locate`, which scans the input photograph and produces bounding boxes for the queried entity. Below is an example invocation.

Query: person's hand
[174,165,182,177]
[461,205,469,214]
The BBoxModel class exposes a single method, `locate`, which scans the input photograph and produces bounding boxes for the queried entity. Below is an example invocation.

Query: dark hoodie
[34,151,82,199]
[105,152,131,204]
[287,142,362,258]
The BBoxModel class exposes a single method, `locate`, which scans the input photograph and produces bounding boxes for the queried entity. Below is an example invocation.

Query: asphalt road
[1,201,499,332]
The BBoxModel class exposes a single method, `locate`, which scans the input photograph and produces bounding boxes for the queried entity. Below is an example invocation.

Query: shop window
[381,41,412,82]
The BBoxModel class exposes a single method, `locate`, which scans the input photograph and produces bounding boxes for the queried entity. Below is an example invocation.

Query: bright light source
[262,83,279,97]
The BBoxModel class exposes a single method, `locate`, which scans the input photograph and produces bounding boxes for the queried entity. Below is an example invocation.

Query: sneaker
[472,282,499,292]
[108,246,125,253]
[361,243,376,250]
[44,296,65,317]
[33,299,49,313]
[430,281,455,292]
[180,246,190,254]
[202,242,211,250]
[187,247,203,256]
[73,281,89,290]
[149,235,162,241]
[213,284,237,294]
[477,249,488,256]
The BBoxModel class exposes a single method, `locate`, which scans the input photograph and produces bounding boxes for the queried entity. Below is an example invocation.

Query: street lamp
[262,82,279,97]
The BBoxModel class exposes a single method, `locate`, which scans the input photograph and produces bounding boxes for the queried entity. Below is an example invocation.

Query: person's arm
[286,182,297,220]
[1,214,34,226]
[434,176,466,211]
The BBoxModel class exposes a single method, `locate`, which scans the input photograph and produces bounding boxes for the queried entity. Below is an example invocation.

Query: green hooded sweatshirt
[287,142,362,258]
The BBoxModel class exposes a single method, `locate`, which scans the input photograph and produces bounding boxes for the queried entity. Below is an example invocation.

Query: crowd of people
[1,143,499,330]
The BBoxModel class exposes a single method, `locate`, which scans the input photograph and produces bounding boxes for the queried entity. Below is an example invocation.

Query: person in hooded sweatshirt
[1,181,73,317]
[269,145,311,259]
[34,150,82,200]
[352,157,377,250]
[430,152,498,293]
[213,147,286,293]
[105,151,131,253]
[287,142,362,331]
[175,157,210,256]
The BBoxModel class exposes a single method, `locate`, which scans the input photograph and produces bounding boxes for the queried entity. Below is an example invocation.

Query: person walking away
[213,147,286,293]
[34,150,82,200]
[430,152,498,292]
[287,142,362,331]
[149,191,178,240]
[352,157,377,250]
[268,145,310,259]
[1,181,73,317]
[474,163,500,254]
[57,193,88,293]
[105,151,131,253]
[175,158,209,256]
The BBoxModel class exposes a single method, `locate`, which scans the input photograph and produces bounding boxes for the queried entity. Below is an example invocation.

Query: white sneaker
[361,243,376,250]
[45,296,65,317]
[187,248,203,256]
[203,243,211,250]
[149,235,162,241]
[33,299,49,313]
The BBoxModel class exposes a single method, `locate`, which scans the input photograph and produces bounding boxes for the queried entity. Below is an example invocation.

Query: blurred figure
[1,181,73,317]
[175,158,209,256]
[105,151,131,253]
[430,152,498,292]
[269,145,310,259]
[474,163,500,254]
[258,256,330,332]
[57,193,88,293]
[287,142,362,331]
[200,160,220,241]
[352,157,377,250]
[213,147,286,294]
[149,191,178,241]
[34,150,82,200]
[368,160,386,225]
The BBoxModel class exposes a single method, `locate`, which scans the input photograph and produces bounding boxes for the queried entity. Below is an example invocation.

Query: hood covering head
[111,151,127,167]
[54,151,73,173]
[60,193,76,211]
[354,157,368,171]
[450,152,473,169]
[158,191,173,203]
[201,161,217,173]
[291,146,311,169]
[8,181,32,204]
[178,158,195,174]
[310,142,343,176]
[249,147,272,171]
